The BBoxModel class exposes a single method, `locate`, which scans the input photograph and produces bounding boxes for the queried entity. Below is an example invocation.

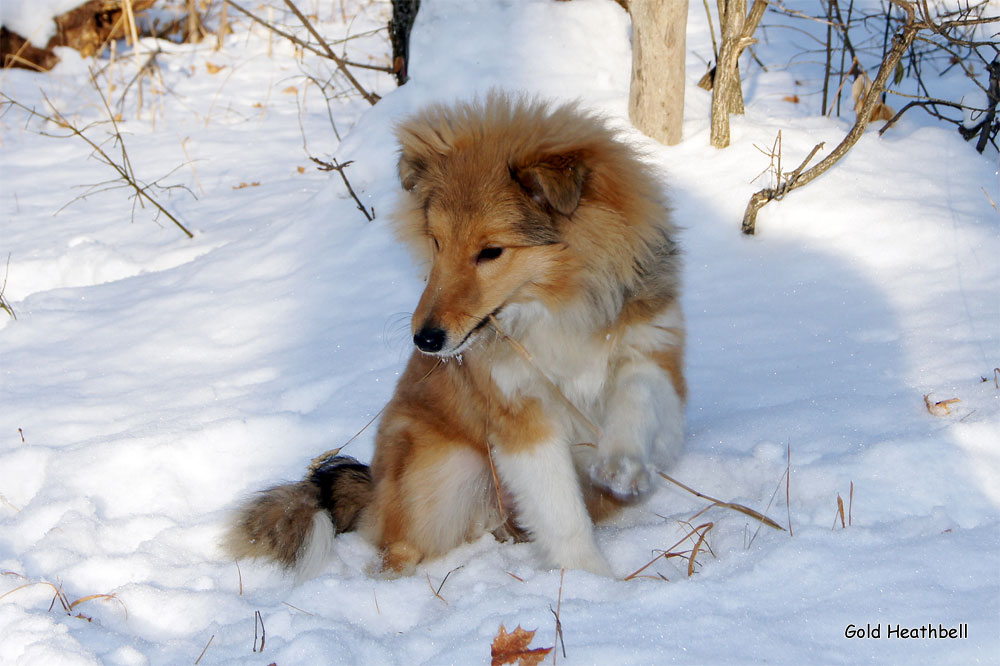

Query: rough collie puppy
[225,93,685,578]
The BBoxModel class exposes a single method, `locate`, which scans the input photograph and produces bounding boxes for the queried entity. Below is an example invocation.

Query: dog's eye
[476,247,503,263]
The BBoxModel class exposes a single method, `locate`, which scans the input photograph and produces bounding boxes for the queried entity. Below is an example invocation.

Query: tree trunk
[628,0,688,146]
[710,0,745,148]
[389,0,420,85]
[710,0,768,148]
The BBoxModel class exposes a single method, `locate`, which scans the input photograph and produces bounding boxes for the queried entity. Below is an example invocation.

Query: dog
[224,93,685,578]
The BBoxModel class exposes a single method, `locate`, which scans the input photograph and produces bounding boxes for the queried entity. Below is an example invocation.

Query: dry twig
[0,85,194,238]
[312,157,374,221]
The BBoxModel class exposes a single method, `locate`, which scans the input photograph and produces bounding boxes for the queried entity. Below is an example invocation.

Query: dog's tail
[223,455,372,580]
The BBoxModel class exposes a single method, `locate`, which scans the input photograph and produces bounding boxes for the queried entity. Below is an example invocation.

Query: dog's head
[393,97,597,357]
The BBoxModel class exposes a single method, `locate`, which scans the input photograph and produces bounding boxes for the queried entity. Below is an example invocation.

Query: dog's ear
[398,151,427,192]
[514,154,588,216]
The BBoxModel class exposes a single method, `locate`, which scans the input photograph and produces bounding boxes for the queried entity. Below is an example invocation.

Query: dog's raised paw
[589,454,653,502]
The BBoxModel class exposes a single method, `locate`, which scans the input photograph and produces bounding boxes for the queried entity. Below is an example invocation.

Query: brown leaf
[297,166,305,174]
[282,86,298,94]
[782,94,800,103]
[491,624,553,666]
[205,62,225,74]
[924,394,960,416]
[232,182,261,190]
[851,72,896,123]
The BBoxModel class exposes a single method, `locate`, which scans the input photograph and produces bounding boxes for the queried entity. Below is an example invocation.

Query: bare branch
[280,0,380,105]
[311,158,374,222]
[742,3,920,234]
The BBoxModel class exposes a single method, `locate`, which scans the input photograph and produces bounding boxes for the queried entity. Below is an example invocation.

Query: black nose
[413,326,447,353]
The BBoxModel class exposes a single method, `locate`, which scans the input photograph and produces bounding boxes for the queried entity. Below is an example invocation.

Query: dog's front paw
[589,454,653,502]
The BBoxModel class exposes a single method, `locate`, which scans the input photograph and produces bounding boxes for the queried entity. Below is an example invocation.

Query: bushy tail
[223,455,372,579]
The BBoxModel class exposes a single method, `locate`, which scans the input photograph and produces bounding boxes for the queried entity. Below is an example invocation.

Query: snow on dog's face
[394,100,591,357]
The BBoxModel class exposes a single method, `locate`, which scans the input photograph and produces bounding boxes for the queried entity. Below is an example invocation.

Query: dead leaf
[205,62,225,74]
[232,182,261,190]
[782,94,800,104]
[282,86,298,94]
[296,166,305,174]
[924,394,960,416]
[491,624,553,666]
[851,72,896,123]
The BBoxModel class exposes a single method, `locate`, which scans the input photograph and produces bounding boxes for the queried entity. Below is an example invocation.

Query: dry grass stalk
[658,471,785,531]
[194,634,214,665]
[624,522,713,581]
[984,189,1000,215]
[826,56,861,117]
[253,609,265,652]
[308,360,441,473]
[0,573,128,620]
[235,559,243,595]
[281,600,313,615]
[786,442,793,536]
[849,480,854,526]
[747,467,788,548]
[426,573,447,604]
[835,493,846,529]
[427,565,463,605]
[0,253,15,320]
[0,493,20,512]
[550,568,566,664]
[686,522,714,577]
[485,437,509,526]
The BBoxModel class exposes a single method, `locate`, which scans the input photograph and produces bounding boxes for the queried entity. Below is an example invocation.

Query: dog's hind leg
[368,442,499,576]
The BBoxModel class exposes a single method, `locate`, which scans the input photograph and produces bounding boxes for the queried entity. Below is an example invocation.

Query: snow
[1,0,998,664]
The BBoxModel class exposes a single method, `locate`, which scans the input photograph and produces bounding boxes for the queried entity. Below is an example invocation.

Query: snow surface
[1,0,999,664]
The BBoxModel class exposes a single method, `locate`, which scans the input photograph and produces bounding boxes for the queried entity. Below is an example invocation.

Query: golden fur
[224,93,685,578]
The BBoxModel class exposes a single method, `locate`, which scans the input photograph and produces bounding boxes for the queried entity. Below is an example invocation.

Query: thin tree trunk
[628,0,688,146]
[710,0,768,148]
[389,0,420,85]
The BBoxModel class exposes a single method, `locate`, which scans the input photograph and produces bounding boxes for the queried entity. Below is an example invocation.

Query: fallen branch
[742,0,921,234]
